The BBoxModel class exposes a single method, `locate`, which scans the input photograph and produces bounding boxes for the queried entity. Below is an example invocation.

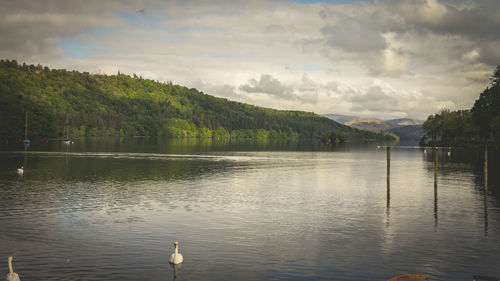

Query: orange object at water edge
[388,275,500,281]
[387,275,429,281]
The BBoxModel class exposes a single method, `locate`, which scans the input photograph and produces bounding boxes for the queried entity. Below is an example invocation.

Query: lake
[0,138,499,281]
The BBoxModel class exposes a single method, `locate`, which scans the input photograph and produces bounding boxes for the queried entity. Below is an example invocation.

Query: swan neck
[174,245,179,256]
[8,256,13,274]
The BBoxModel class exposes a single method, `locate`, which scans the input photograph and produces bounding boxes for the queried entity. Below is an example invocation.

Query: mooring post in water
[434,147,438,188]
[386,146,391,190]
[433,147,439,229]
[382,147,390,224]
[484,145,488,189]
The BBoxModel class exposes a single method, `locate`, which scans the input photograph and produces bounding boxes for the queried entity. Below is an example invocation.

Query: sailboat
[23,111,30,147]
[62,114,71,144]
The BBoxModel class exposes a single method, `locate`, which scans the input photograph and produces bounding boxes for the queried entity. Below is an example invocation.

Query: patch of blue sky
[284,0,367,4]
[57,38,105,59]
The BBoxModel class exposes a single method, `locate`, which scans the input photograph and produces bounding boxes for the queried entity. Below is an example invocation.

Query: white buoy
[6,256,20,281]
[17,167,23,175]
[169,241,183,265]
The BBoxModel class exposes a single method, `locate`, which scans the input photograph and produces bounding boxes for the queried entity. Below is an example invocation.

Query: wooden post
[386,146,391,224]
[434,148,438,229]
[434,148,438,189]
[387,146,391,191]
[484,145,488,189]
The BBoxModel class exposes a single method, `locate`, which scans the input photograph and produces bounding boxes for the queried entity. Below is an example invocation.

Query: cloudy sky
[1,0,499,120]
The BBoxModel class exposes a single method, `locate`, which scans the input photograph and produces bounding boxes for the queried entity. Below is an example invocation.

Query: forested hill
[0,59,393,142]
[420,65,500,146]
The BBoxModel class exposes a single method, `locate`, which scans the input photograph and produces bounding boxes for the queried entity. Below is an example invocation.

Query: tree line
[420,66,500,146]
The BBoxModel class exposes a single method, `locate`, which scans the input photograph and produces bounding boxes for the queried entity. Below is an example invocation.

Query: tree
[491,65,500,86]
[321,130,346,144]
[472,84,500,142]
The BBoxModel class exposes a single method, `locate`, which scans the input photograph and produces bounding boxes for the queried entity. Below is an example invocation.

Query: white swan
[169,241,183,265]
[6,256,21,281]
[17,166,23,175]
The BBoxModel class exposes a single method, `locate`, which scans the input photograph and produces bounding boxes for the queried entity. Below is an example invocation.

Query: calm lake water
[0,138,499,281]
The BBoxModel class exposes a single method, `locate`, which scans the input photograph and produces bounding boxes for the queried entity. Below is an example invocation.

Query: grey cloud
[477,41,500,65]
[240,74,294,97]
[206,84,241,100]
[189,79,241,100]
[317,0,500,70]
[239,74,318,104]
[393,0,500,40]
[321,21,387,53]
[348,86,396,112]
[318,1,397,54]
[345,85,455,118]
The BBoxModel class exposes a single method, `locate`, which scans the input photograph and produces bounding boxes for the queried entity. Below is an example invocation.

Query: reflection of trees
[423,147,500,207]
[70,137,307,154]
[423,148,498,184]
[5,147,249,215]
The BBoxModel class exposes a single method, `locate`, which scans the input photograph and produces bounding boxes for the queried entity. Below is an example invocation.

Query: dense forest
[0,59,397,143]
[420,66,500,146]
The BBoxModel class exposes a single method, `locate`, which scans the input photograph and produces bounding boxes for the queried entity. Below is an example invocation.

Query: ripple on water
[1,149,499,280]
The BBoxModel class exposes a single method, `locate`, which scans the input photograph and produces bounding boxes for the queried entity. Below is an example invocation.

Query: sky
[1,0,499,120]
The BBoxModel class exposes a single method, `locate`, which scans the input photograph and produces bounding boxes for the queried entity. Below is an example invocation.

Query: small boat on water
[61,113,71,144]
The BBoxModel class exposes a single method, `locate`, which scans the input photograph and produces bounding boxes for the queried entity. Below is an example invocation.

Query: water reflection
[23,144,28,169]
[171,264,181,281]
[484,191,488,236]
[421,146,498,237]
[1,141,499,280]
[63,141,70,169]
[484,146,488,190]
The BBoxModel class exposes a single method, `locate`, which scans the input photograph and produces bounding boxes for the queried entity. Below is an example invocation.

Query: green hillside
[0,59,395,142]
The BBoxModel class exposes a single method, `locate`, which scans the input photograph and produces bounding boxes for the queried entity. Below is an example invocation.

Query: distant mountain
[323,114,422,129]
[387,125,424,145]
[345,118,394,131]
[322,114,358,125]
[386,118,423,126]
[323,114,424,144]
